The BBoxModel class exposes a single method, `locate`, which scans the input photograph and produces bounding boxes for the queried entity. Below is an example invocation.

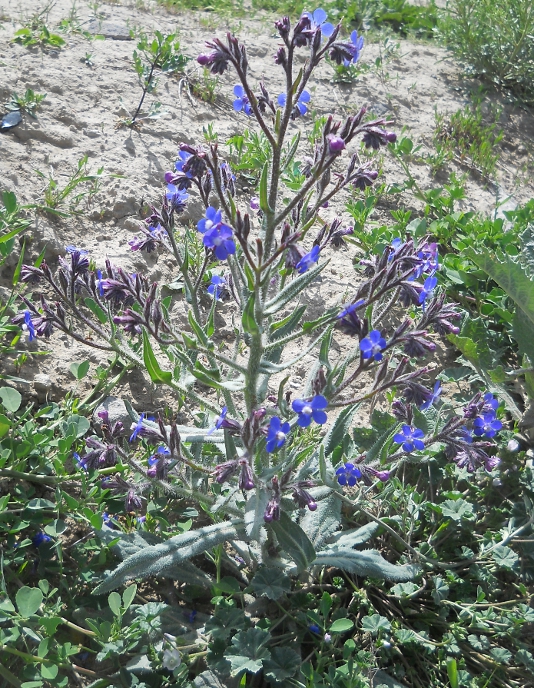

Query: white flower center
[276,431,286,442]
[302,404,313,415]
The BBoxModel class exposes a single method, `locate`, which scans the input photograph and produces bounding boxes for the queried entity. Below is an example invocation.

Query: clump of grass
[440,0,534,103]
[432,101,504,178]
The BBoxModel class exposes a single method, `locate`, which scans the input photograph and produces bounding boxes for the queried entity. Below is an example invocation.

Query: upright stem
[131,60,157,125]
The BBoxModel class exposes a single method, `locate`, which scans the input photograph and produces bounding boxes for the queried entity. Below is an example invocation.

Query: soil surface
[1,0,533,413]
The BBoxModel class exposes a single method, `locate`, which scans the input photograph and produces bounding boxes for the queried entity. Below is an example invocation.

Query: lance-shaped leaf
[143,329,172,384]
[321,403,358,457]
[96,529,213,588]
[299,491,340,551]
[465,246,534,325]
[327,522,381,549]
[313,547,418,582]
[263,260,329,315]
[93,520,244,594]
[242,294,260,335]
[270,512,316,572]
[259,162,272,214]
[245,489,270,541]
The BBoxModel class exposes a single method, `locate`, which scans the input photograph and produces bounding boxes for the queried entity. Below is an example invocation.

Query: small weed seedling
[33,155,105,217]
[13,5,66,50]
[5,89,47,118]
[123,31,189,128]
[433,101,504,178]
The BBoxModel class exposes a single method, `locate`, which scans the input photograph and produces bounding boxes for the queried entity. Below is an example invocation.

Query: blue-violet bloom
[233,85,252,115]
[278,90,311,116]
[360,330,387,361]
[419,381,442,410]
[266,417,291,453]
[23,310,36,341]
[303,8,335,36]
[336,462,362,487]
[207,275,227,300]
[473,412,502,438]
[419,275,438,310]
[345,30,364,65]
[292,395,328,427]
[203,223,236,260]
[394,425,425,452]
[32,531,51,547]
[295,245,320,274]
[198,206,221,234]
[129,413,145,442]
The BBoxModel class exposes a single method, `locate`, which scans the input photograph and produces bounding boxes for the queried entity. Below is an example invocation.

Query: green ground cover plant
[1,4,533,688]
[441,0,534,103]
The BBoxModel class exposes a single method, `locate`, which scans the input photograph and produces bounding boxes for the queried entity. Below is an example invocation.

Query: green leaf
[2,191,17,214]
[251,567,291,600]
[270,512,316,572]
[263,647,300,683]
[12,236,26,287]
[512,308,534,363]
[227,627,271,676]
[15,587,43,617]
[122,584,137,612]
[108,591,122,616]
[447,658,458,688]
[300,491,340,550]
[142,329,172,384]
[264,260,329,315]
[330,618,354,633]
[321,404,358,457]
[0,414,11,438]
[259,162,271,214]
[440,498,474,521]
[69,360,90,380]
[0,387,22,412]
[245,489,269,541]
[361,614,391,634]
[93,520,244,594]
[84,297,107,324]
[63,414,90,439]
[314,548,418,582]
[465,246,534,325]
[40,663,58,680]
[492,545,519,570]
[242,295,260,336]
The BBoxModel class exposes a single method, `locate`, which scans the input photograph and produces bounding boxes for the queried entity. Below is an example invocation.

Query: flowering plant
[14,8,503,601]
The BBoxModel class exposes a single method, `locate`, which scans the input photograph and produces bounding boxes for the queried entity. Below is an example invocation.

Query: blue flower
[419,275,438,310]
[412,243,438,279]
[129,413,145,442]
[32,531,52,548]
[207,275,227,300]
[175,150,193,178]
[308,623,321,634]
[23,310,36,342]
[473,412,502,438]
[419,381,442,410]
[96,269,105,297]
[233,85,252,115]
[336,462,362,487]
[65,245,88,255]
[203,223,236,261]
[198,206,222,234]
[166,185,189,210]
[483,392,499,413]
[277,90,311,117]
[303,8,335,37]
[344,30,364,65]
[266,417,291,453]
[292,395,328,428]
[295,245,320,274]
[337,300,366,320]
[208,406,228,435]
[360,330,387,361]
[394,425,425,452]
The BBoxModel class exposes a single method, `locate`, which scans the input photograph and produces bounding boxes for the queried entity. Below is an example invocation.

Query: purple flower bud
[327,134,346,153]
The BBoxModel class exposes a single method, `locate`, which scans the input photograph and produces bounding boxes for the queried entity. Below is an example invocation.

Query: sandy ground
[0,0,533,411]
